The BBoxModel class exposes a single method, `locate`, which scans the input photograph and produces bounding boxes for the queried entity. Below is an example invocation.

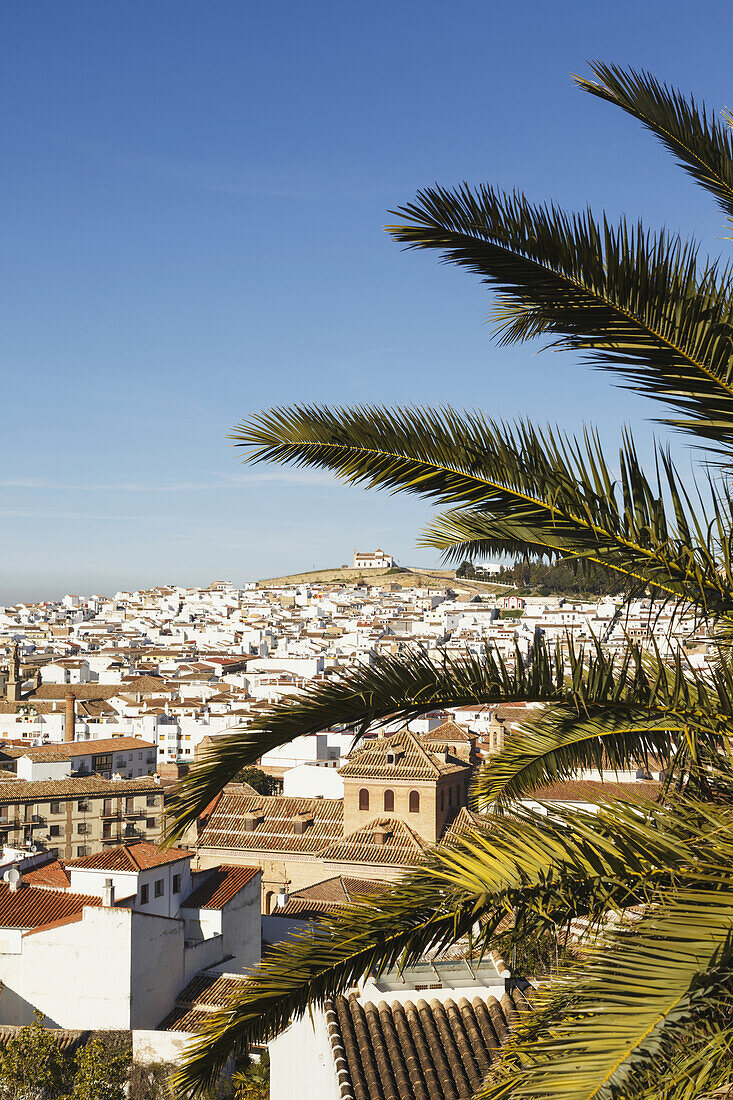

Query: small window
[76,845,89,857]
[103,798,113,815]
[138,752,143,760]
[50,801,62,815]
[358,789,369,811]
[140,883,149,905]
[50,824,62,838]
[154,878,164,898]
[77,800,89,812]
[78,822,89,835]
[146,817,156,828]
[409,790,420,814]
[125,797,135,813]
[146,795,157,808]
[172,873,181,894]
[383,789,394,812]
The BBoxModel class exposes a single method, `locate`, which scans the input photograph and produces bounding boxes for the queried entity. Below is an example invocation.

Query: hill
[255,565,513,594]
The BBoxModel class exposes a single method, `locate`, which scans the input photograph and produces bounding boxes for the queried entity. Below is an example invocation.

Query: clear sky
[2,0,732,602]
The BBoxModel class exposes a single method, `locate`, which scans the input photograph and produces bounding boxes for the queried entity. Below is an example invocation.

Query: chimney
[276,886,289,907]
[64,693,75,742]
[103,877,115,906]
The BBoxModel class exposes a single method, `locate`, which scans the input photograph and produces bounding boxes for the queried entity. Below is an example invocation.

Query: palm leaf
[172,798,702,1095]
[576,63,733,227]
[232,404,733,611]
[386,188,733,447]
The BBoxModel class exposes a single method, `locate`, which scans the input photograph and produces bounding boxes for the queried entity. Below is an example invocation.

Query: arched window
[409,790,420,814]
[359,788,370,811]
[384,789,394,812]
[440,789,445,811]
[265,891,274,914]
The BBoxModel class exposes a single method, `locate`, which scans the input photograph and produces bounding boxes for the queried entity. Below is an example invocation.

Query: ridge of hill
[256,565,513,594]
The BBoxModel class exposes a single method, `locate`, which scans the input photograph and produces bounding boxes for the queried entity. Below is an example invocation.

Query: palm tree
[170,65,733,1099]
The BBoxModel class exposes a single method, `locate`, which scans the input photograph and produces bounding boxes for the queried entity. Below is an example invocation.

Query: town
[0,555,694,1094]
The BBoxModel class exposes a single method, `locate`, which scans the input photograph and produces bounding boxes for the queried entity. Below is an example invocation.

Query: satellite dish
[29,845,38,854]
[4,867,20,885]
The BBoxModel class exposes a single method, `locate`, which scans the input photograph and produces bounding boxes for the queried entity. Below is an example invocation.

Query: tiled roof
[322,817,427,867]
[0,881,101,930]
[0,776,162,804]
[181,865,259,909]
[326,989,532,1100]
[67,841,192,872]
[22,859,71,888]
[0,1025,89,1053]
[61,737,156,757]
[158,970,248,1032]
[198,793,343,854]
[524,780,661,804]
[275,875,389,918]
[339,729,468,781]
[422,721,474,744]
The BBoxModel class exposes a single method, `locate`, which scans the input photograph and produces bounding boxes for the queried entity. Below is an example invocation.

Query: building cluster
[0,567,703,1093]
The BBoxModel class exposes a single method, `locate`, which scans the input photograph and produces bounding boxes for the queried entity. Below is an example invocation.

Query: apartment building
[0,776,165,859]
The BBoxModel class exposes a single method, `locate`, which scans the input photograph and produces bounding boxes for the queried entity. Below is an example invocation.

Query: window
[146,795,157,808]
[77,822,89,835]
[103,822,113,838]
[116,758,125,769]
[49,824,62,838]
[409,790,420,814]
[0,832,7,846]
[140,883,149,905]
[154,878,164,898]
[172,874,181,894]
[125,797,135,813]
[103,798,113,815]
[358,789,370,811]
[76,845,89,857]
[50,801,62,815]
[146,817,156,829]
[77,800,89,812]
[138,752,143,760]
[383,789,394,812]
[92,754,112,773]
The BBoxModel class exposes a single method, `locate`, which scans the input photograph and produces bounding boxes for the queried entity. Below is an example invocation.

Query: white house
[352,549,395,569]
[0,842,261,1031]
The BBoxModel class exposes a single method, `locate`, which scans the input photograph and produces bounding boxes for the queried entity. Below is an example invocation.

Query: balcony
[101,809,122,819]
[25,815,46,828]
[123,808,143,819]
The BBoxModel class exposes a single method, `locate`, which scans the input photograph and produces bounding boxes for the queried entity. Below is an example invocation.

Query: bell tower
[5,643,21,703]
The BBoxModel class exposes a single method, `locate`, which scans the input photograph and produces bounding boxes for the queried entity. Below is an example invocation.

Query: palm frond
[165,640,568,841]
[576,63,733,227]
[386,188,733,447]
[172,799,703,1095]
[476,887,733,1100]
[232,405,733,611]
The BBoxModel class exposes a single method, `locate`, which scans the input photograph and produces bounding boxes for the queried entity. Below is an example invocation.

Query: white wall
[130,910,185,1029]
[269,1009,341,1100]
[283,764,344,799]
[133,1029,196,1066]
[16,757,71,782]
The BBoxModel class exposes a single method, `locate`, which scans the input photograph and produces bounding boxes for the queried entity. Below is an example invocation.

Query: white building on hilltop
[352,549,395,569]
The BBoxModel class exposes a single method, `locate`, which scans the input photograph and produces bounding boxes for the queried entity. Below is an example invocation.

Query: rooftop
[66,841,192,873]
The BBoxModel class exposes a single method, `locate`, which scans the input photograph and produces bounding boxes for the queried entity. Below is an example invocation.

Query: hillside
[256,565,513,594]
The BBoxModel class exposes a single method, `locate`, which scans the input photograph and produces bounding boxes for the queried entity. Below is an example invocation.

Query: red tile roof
[66,841,192,873]
[181,865,259,910]
[0,881,100,930]
[21,859,71,889]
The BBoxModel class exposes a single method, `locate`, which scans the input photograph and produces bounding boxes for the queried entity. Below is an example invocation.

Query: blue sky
[2,0,732,601]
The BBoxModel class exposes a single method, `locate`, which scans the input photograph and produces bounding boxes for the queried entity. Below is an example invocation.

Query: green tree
[71,1034,130,1100]
[232,766,280,795]
[0,1011,70,1099]
[169,65,733,1099]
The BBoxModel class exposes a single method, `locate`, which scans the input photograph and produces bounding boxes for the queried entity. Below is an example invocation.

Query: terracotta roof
[322,817,427,867]
[198,793,343,854]
[339,729,469,781]
[22,859,71,889]
[524,780,661,804]
[0,776,162,804]
[275,875,389,918]
[0,881,101,930]
[0,1025,89,1053]
[326,989,532,1099]
[158,970,249,1032]
[61,737,156,757]
[181,865,259,909]
[67,840,191,872]
[30,685,122,700]
[421,720,474,744]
